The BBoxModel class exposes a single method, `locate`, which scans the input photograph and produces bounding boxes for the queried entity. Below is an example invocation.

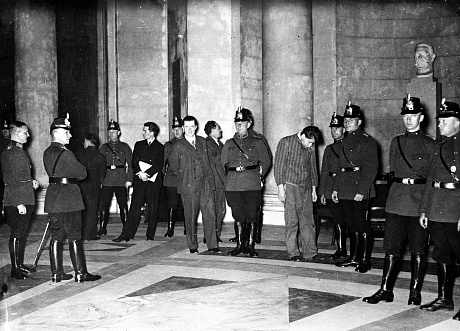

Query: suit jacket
[132,139,164,186]
[163,137,182,187]
[43,142,86,213]
[169,136,214,195]
[205,136,225,189]
[76,146,107,196]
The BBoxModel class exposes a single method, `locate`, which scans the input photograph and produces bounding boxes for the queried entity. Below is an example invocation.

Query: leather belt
[107,165,125,170]
[49,177,78,185]
[392,177,426,185]
[340,166,360,173]
[228,165,258,172]
[432,181,460,189]
[328,172,337,177]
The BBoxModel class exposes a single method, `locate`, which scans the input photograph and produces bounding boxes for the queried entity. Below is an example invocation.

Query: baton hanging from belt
[32,221,50,268]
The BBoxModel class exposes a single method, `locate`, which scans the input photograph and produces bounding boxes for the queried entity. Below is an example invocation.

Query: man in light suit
[113,122,164,242]
[169,116,220,254]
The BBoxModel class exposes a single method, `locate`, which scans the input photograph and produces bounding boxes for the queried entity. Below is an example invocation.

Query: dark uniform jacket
[205,136,226,189]
[221,133,271,192]
[43,142,86,213]
[319,139,342,198]
[100,140,133,186]
[386,130,436,216]
[76,146,106,196]
[169,136,214,195]
[132,139,164,186]
[1,141,35,206]
[163,137,181,187]
[420,131,460,223]
[333,127,378,200]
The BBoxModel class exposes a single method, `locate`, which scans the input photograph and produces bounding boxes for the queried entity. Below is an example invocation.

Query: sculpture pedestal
[407,78,442,140]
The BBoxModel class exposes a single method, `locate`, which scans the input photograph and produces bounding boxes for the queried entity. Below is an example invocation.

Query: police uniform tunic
[44,142,87,241]
[1,141,35,238]
[420,131,460,263]
[221,133,271,222]
[333,127,378,232]
[384,130,435,255]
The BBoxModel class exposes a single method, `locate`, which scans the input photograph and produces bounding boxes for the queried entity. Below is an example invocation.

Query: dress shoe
[229,236,237,242]
[207,248,222,254]
[203,238,206,244]
[420,298,454,311]
[336,258,359,268]
[453,309,460,320]
[146,236,154,241]
[112,235,130,242]
[408,289,422,305]
[75,273,102,283]
[97,228,107,236]
[52,273,73,282]
[355,261,371,273]
[189,249,199,254]
[304,254,324,262]
[0,283,8,295]
[11,269,28,280]
[329,249,347,260]
[217,237,223,243]
[363,289,394,304]
[290,256,302,262]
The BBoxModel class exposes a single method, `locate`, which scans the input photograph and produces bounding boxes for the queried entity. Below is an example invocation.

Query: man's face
[403,113,424,132]
[300,134,315,149]
[210,124,222,139]
[1,128,9,140]
[330,127,345,141]
[13,125,30,144]
[108,130,120,142]
[438,117,460,138]
[344,117,361,133]
[235,121,250,136]
[183,120,197,138]
[415,47,433,75]
[53,128,71,145]
[172,127,183,139]
[143,126,154,140]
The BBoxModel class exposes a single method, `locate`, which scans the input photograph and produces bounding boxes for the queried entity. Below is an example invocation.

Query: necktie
[192,140,196,149]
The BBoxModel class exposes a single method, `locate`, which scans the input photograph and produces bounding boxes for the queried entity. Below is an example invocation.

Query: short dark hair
[10,121,27,135]
[183,115,198,126]
[144,122,160,137]
[85,133,99,146]
[301,126,321,143]
[204,121,218,136]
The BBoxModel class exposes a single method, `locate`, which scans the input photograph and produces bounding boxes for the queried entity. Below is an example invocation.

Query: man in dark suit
[76,133,106,241]
[204,121,226,242]
[113,122,164,242]
[0,120,11,224]
[43,115,101,283]
[169,115,220,253]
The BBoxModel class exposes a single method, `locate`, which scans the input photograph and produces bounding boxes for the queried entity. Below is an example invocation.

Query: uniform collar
[405,129,421,136]
[236,132,248,139]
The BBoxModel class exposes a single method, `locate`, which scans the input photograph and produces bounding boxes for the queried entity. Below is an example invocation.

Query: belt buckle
[340,168,345,172]
[434,181,441,189]
[110,165,116,170]
[236,166,244,172]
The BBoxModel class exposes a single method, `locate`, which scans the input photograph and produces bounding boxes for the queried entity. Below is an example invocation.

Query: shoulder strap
[396,135,424,178]
[51,149,66,177]
[330,145,340,159]
[232,138,255,166]
[439,142,459,182]
[106,143,124,165]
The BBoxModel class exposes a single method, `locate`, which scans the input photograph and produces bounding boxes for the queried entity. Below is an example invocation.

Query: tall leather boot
[69,239,102,283]
[329,224,348,259]
[9,238,28,279]
[229,221,238,242]
[420,262,455,311]
[228,222,244,256]
[0,283,7,295]
[408,254,426,305]
[50,240,73,282]
[164,208,176,237]
[17,237,36,274]
[97,210,109,236]
[254,207,263,244]
[120,208,127,227]
[356,232,373,273]
[247,222,259,257]
[336,232,360,267]
[363,254,399,304]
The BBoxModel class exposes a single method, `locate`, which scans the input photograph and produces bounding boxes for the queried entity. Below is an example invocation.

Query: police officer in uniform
[43,116,101,283]
[319,113,347,259]
[163,117,186,237]
[419,99,460,321]
[333,101,378,273]
[363,95,435,304]
[98,120,133,236]
[221,108,271,257]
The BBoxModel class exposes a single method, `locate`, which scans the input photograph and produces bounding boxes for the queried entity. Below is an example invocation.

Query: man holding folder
[113,122,164,242]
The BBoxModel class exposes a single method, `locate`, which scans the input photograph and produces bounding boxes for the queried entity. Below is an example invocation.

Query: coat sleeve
[146,143,164,178]
[125,143,134,182]
[318,146,330,196]
[356,137,378,196]
[274,138,288,186]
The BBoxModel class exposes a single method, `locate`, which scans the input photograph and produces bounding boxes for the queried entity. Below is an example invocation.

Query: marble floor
[0,215,459,331]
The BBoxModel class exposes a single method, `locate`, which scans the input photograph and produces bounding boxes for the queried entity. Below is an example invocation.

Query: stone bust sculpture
[414,42,436,78]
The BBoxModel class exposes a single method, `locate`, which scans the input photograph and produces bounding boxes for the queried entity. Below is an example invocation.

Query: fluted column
[262,0,314,195]
[15,0,58,213]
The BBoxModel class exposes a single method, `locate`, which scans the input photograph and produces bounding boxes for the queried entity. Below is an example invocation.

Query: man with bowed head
[43,115,101,283]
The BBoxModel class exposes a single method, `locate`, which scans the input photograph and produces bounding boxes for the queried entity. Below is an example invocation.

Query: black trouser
[340,199,371,233]
[81,193,100,240]
[49,211,82,241]
[326,199,345,225]
[384,213,428,256]
[428,221,460,264]
[100,186,128,211]
[5,205,34,238]
[225,190,261,223]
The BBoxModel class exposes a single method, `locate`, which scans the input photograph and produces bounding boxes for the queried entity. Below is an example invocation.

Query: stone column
[262,0,314,196]
[15,0,58,213]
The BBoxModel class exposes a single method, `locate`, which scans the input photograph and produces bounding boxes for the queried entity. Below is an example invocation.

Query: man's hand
[419,213,428,229]
[311,187,317,203]
[457,219,460,232]
[138,172,149,182]
[17,204,26,215]
[32,179,39,190]
[320,195,326,205]
[354,193,364,201]
[332,191,339,203]
[278,184,286,203]
[125,181,132,188]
